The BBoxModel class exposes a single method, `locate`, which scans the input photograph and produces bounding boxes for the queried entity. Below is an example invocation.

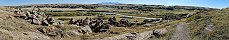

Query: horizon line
[1,3,225,9]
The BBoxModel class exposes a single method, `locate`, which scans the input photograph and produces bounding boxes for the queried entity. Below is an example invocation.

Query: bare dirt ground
[170,22,191,40]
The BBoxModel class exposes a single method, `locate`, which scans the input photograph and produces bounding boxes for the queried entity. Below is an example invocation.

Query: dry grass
[187,10,229,40]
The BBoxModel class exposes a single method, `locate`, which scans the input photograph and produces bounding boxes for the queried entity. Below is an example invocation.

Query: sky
[0,0,229,8]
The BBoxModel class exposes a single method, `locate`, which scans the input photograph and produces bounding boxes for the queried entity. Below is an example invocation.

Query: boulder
[112,17,116,21]
[108,18,117,25]
[31,19,42,25]
[153,28,167,37]
[42,20,49,26]
[94,24,110,32]
[118,18,132,27]
[32,15,37,19]
[26,19,33,23]
[21,13,27,19]
[69,18,75,24]
[81,25,93,33]
[25,11,32,19]
[203,24,214,31]
[37,15,43,21]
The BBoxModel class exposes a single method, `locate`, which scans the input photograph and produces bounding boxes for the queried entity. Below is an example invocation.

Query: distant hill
[97,2,124,5]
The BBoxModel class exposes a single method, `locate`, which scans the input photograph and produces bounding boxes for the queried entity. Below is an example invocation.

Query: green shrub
[58,18,71,20]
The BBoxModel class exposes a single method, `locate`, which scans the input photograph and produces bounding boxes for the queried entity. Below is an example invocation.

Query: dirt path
[170,22,190,40]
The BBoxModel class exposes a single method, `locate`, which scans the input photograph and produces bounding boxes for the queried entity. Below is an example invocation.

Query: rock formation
[14,9,60,26]
[67,17,110,33]
[153,28,168,38]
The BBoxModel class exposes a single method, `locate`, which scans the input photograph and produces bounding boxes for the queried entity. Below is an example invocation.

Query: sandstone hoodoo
[14,9,56,26]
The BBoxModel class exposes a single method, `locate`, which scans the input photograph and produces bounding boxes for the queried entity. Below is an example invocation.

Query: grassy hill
[187,9,229,40]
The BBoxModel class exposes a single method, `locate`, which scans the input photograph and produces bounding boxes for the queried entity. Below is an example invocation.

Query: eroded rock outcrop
[68,17,110,33]
[14,9,60,26]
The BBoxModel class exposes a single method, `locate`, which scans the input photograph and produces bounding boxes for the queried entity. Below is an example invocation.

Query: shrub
[58,18,71,20]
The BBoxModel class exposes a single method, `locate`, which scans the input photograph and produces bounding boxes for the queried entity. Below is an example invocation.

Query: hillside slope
[0,9,50,40]
[187,9,229,40]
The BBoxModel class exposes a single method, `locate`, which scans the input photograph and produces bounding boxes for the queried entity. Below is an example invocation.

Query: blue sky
[0,0,228,8]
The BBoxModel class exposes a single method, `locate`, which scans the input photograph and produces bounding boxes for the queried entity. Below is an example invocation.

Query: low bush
[58,18,71,20]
